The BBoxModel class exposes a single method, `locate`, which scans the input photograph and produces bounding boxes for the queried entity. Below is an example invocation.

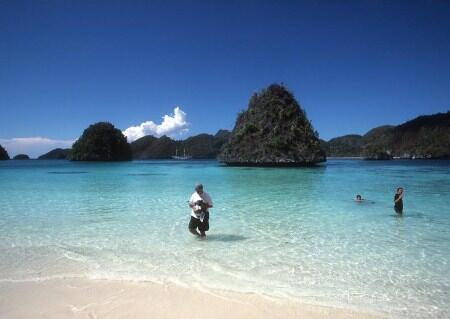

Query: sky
[1,0,449,157]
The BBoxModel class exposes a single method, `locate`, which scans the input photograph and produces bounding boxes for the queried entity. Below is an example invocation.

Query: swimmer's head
[356,194,362,200]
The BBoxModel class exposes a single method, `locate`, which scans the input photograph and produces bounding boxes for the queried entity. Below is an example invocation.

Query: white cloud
[123,106,189,142]
[0,137,74,159]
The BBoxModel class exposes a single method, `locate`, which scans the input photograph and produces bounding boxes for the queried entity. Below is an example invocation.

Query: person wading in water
[188,183,213,237]
[394,187,404,214]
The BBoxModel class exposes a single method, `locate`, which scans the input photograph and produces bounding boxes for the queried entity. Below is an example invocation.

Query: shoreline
[0,277,384,319]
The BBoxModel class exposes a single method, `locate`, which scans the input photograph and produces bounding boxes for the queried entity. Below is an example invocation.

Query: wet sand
[0,278,384,319]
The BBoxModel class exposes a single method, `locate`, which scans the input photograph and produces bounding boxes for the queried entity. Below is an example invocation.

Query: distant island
[130,130,231,160]
[36,130,231,161]
[0,144,9,160]
[322,111,450,159]
[35,106,449,162]
[218,84,325,166]
[71,122,132,161]
[38,148,72,160]
[13,154,30,160]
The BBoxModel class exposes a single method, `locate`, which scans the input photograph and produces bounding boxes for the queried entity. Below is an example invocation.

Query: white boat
[171,148,192,160]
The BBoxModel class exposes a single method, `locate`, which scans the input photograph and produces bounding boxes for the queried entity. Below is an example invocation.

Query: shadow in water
[126,173,167,176]
[204,234,248,242]
[48,171,88,174]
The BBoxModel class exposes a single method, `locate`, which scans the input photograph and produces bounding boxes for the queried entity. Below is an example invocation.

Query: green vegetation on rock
[0,144,9,160]
[71,122,132,161]
[218,84,325,166]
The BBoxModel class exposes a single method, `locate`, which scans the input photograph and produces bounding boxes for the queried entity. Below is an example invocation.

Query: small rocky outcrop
[0,144,9,160]
[71,122,132,161]
[38,148,72,160]
[218,84,326,166]
[13,154,30,160]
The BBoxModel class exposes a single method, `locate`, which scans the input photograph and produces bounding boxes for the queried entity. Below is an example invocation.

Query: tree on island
[13,154,30,160]
[71,122,132,161]
[219,84,325,166]
[0,144,9,160]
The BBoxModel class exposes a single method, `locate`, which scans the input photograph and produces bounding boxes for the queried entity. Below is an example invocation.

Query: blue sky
[1,0,449,157]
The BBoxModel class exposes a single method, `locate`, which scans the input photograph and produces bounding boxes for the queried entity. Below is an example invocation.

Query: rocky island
[219,84,326,166]
[13,154,30,160]
[71,122,132,161]
[0,144,9,160]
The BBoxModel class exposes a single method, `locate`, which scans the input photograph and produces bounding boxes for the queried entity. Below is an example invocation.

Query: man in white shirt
[188,183,213,237]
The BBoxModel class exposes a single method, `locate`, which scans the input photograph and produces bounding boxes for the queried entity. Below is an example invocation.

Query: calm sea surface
[0,159,449,318]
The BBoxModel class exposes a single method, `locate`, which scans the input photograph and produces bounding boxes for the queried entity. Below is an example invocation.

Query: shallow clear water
[0,159,449,318]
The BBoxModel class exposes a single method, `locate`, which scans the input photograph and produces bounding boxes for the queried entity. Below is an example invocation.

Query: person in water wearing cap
[188,183,213,237]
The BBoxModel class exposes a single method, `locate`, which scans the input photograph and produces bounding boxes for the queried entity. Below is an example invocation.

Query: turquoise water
[0,159,449,318]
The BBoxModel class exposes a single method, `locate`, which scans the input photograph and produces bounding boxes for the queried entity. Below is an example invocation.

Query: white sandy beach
[0,278,383,319]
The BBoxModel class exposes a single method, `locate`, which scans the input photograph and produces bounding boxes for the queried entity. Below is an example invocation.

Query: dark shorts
[394,205,403,214]
[189,211,209,232]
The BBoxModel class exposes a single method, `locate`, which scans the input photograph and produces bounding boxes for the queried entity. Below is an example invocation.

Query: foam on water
[0,159,449,318]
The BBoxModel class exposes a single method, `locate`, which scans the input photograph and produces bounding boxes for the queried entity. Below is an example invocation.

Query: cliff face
[218,84,326,166]
[38,148,72,160]
[322,111,450,159]
[0,144,9,160]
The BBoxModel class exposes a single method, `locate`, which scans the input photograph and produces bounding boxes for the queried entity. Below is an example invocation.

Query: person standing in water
[188,183,213,237]
[394,187,404,214]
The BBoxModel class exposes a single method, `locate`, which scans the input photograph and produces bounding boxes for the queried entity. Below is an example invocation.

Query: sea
[0,159,449,318]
